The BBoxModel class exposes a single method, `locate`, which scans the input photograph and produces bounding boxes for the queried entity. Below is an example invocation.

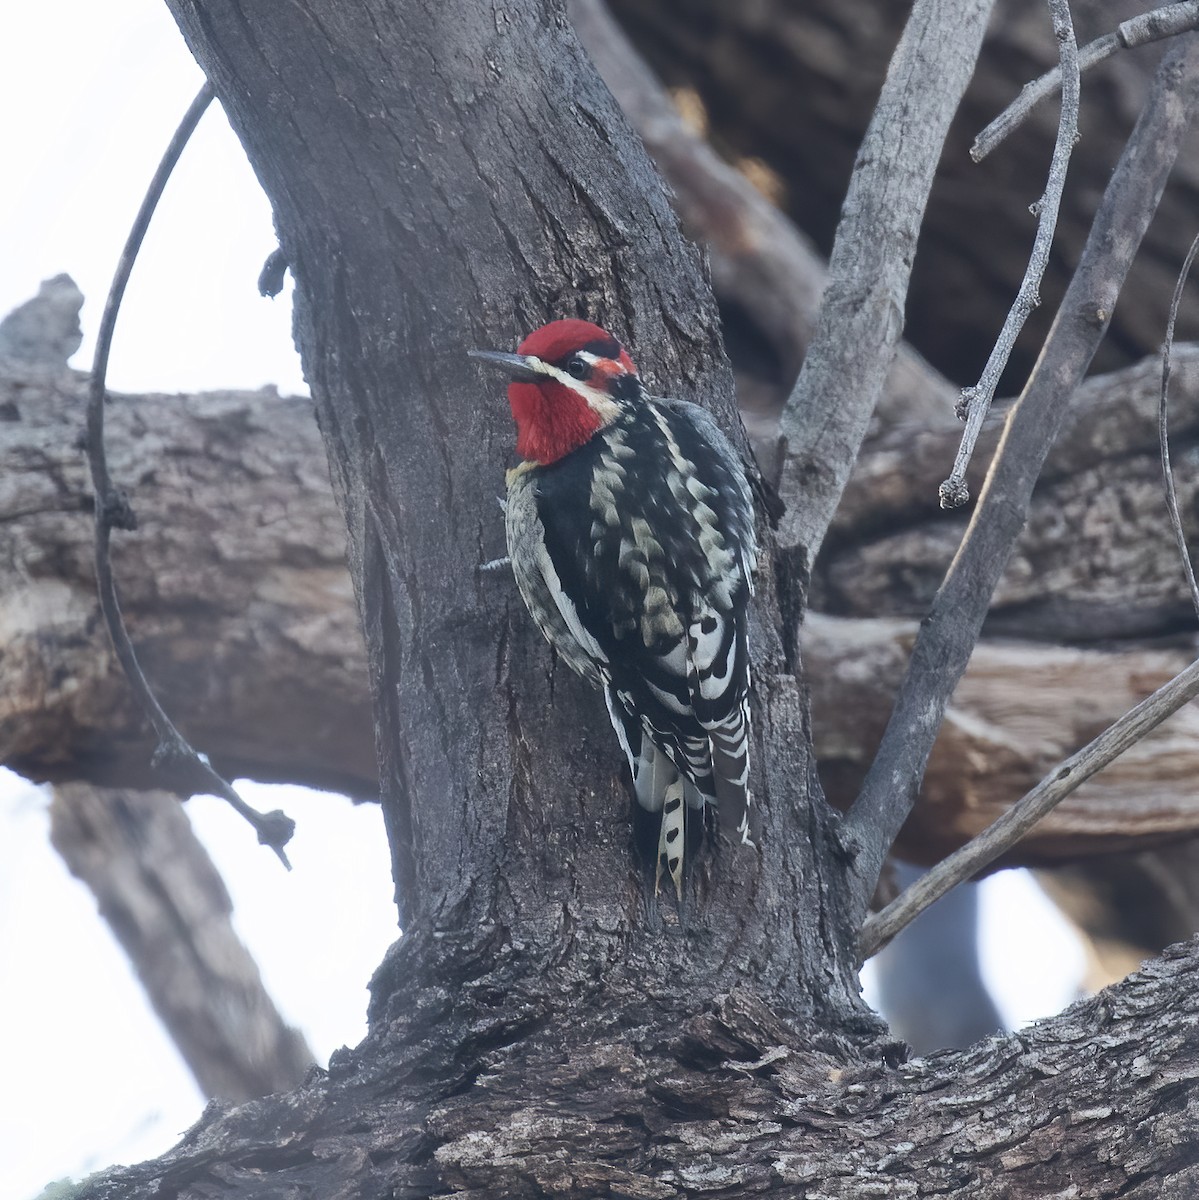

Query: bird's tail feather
[706,699,755,847]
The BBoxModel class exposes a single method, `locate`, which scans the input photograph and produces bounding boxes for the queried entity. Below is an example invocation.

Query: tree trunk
[38,1,1199,1194]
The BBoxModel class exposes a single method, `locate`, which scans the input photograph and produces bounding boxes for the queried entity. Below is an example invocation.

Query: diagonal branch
[843,33,1199,932]
[49,783,314,1100]
[775,0,995,583]
[860,651,1199,957]
[974,0,1199,161]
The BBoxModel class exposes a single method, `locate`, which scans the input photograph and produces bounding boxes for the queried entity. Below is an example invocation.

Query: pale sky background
[1,3,1086,1198]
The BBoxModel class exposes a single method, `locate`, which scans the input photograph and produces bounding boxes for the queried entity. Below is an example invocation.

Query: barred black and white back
[489,321,758,899]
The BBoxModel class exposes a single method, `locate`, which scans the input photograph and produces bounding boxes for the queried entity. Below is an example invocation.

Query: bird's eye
[566,357,589,380]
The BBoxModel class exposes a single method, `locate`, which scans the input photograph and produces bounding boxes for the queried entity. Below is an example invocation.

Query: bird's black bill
[467,348,544,384]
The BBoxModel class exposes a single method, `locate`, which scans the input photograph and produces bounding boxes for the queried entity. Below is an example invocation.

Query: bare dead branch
[843,33,1199,932]
[940,0,1080,510]
[1159,228,1199,620]
[775,0,994,581]
[974,1,1199,161]
[860,650,1199,957]
[49,783,314,1100]
[84,81,294,865]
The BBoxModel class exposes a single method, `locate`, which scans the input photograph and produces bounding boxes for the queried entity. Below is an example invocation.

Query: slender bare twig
[775,0,996,580]
[939,0,1079,510]
[1160,229,1199,621]
[86,81,295,866]
[860,652,1199,957]
[842,33,1199,934]
[974,1,1199,161]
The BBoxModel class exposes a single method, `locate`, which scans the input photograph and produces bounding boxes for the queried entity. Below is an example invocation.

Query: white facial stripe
[526,357,622,423]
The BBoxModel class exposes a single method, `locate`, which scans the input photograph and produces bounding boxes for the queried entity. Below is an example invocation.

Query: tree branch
[806,614,1199,863]
[843,33,1199,930]
[49,783,314,1100]
[10,340,1199,865]
[974,0,1199,161]
[775,0,994,581]
[1159,228,1199,620]
[941,0,1080,509]
[0,356,373,800]
[860,650,1199,957]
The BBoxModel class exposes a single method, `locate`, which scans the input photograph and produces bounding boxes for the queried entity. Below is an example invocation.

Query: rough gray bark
[49,783,314,1101]
[52,1,1199,1196]
[156,0,842,997]
[0,358,372,799]
[73,938,1199,1198]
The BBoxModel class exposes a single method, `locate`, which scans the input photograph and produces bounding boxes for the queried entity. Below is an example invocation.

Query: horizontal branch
[0,358,374,799]
[821,346,1199,638]
[806,614,1199,862]
[9,350,1199,867]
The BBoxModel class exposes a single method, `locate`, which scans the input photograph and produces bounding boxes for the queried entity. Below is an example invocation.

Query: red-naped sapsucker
[471,320,757,898]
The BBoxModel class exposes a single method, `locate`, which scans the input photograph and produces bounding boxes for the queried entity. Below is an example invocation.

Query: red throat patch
[509,379,603,465]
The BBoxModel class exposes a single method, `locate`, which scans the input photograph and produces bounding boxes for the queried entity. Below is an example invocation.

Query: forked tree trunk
[73,2,1199,1196]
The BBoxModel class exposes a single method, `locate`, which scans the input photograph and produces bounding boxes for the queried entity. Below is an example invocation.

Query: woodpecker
[471,319,758,899]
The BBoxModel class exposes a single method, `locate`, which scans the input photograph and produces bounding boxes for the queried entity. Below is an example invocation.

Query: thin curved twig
[860,651,1199,957]
[974,1,1199,162]
[939,0,1080,509]
[1159,228,1199,621]
[86,80,295,867]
